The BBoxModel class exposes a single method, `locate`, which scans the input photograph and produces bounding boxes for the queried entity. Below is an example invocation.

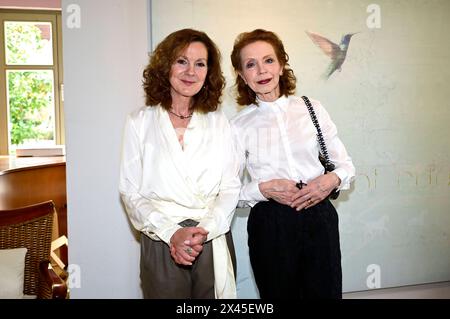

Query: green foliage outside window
[6,22,54,146]
[8,71,53,145]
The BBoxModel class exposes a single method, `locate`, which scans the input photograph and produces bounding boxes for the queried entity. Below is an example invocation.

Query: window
[0,10,64,155]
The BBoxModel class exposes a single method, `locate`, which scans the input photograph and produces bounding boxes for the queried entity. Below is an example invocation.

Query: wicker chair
[0,201,67,299]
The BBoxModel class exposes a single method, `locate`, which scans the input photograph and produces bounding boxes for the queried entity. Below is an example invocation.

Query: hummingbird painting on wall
[305,30,358,80]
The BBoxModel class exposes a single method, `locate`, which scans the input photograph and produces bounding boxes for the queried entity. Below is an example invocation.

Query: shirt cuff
[241,180,268,202]
[151,223,182,245]
[333,167,350,191]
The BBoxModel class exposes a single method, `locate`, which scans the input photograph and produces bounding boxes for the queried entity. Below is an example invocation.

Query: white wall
[62,0,148,298]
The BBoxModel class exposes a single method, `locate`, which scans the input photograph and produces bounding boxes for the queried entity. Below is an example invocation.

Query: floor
[343,281,450,299]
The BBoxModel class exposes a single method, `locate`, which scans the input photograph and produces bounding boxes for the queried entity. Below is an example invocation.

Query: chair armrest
[38,260,67,299]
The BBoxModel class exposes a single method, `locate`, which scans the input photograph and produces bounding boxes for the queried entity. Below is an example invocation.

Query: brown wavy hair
[230,29,296,106]
[143,29,225,113]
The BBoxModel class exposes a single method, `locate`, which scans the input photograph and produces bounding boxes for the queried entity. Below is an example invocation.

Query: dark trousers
[140,231,236,299]
[248,199,342,299]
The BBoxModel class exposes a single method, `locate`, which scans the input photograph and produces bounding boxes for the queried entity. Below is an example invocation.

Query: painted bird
[305,30,357,79]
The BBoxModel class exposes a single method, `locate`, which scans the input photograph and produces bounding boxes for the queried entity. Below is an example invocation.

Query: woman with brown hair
[230,29,355,299]
[119,29,240,299]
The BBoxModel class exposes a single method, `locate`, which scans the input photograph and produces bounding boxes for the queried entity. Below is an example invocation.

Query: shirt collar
[256,95,290,112]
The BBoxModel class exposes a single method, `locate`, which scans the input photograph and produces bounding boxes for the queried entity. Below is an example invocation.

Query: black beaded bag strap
[301,96,335,172]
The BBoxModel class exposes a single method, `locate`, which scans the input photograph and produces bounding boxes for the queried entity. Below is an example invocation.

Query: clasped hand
[260,173,340,211]
[169,227,208,266]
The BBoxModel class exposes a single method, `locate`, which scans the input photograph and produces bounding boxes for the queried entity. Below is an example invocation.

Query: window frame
[0,9,64,155]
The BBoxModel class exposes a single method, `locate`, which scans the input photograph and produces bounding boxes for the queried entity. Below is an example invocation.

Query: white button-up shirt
[119,105,240,298]
[230,95,355,207]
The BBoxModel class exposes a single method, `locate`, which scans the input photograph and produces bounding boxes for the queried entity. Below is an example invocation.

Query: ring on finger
[185,247,193,255]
